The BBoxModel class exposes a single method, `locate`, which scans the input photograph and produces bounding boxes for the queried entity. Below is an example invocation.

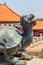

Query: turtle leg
[21,52,34,60]
[11,57,26,65]
[15,49,34,60]
[4,54,26,65]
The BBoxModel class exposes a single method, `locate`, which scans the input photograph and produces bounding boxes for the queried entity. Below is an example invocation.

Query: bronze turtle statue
[0,14,36,65]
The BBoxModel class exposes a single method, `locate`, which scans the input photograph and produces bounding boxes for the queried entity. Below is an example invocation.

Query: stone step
[26,58,43,65]
[25,41,43,58]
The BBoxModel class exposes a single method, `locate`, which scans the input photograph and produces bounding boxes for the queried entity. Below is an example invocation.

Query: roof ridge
[0,3,4,5]
[0,2,6,5]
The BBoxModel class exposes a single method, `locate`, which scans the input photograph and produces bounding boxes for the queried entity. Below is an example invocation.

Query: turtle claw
[21,53,33,60]
[11,57,26,65]
[15,60,26,65]
[22,55,33,60]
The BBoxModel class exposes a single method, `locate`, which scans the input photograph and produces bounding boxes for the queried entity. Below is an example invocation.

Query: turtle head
[20,14,36,29]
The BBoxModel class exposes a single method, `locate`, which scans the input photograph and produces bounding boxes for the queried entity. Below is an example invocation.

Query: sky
[0,0,43,18]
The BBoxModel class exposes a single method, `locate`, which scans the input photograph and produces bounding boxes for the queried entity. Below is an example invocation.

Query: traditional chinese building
[0,3,21,27]
[0,3,43,36]
[33,19,43,36]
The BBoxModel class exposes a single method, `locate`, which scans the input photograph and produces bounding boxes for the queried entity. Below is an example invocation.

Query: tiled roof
[33,19,43,30]
[0,3,21,22]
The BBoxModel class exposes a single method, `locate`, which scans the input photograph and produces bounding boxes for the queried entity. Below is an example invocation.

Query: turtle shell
[0,26,22,49]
